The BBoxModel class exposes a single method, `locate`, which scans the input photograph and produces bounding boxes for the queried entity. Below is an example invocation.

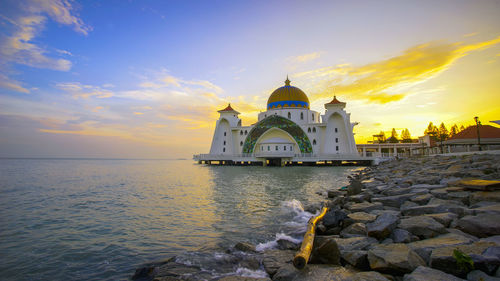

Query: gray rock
[400,201,420,211]
[276,239,300,250]
[403,266,464,281]
[348,180,364,196]
[340,222,367,238]
[348,201,384,213]
[349,193,371,203]
[372,194,414,208]
[366,213,399,240]
[408,233,474,263]
[467,270,500,281]
[456,214,500,238]
[310,236,341,265]
[334,236,379,252]
[473,203,500,215]
[322,209,348,228]
[402,204,449,216]
[391,228,417,243]
[328,190,343,198]
[424,212,458,227]
[470,191,500,204]
[367,243,425,274]
[352,271,391,281]
[342,250,369,270]
[410,194,433,205]
[262,249,295,277]
[399,216,447,239]
[348,212,377,223]
[272,264,356,281]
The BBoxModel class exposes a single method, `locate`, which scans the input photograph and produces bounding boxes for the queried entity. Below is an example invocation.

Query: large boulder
[262,249,295,277]
[322,209,348,228]
[391,228,418,243]
[408,233,476,263]
[340,222,367,238]
[310,236,341,265]
[366,213,399,240]
[367,243,425,274]
[403,266,465,281]
[348,212,377,224]
[271,264,356,281]
[467,270,500,281]
[456,214,500,238]
[334,236,378,252]
[342,250,369,270]
[347,180,364,196]
[430,241,499,277]
[423,212,458,227]
[398,216,447,239]
[470,191,500,204]
[348,202,384,213]
[401,204,449,216]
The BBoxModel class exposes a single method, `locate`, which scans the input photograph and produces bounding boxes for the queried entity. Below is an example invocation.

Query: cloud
[295,36,500,104]
[0,0,90,92]
[289,52,321,63]
[56,82,113,99]
[0,73,30,93]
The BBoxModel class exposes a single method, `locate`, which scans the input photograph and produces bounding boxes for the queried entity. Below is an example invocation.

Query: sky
[1,0,499,158]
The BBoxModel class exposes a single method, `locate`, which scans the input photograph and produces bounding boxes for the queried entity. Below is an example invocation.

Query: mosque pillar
[393,146,397,156]
[362,147,366,157]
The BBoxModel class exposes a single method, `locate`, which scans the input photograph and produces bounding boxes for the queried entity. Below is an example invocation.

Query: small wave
[256,232,302,252]
[281,199,304,214]
[235,267,268,278]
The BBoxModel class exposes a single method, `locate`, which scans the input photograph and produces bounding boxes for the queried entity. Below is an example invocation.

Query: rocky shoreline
[133,153,500,281]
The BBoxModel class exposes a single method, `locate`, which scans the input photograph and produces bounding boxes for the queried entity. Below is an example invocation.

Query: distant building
[443,125,500,152]
[195,77,368,166]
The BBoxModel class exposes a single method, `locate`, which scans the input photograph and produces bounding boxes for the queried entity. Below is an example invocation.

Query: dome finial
[285,75,290,86]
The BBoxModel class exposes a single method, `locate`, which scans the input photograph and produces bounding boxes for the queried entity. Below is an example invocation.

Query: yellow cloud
[290,52,321,63]
[133,112,144,115]
[296,36,500,104]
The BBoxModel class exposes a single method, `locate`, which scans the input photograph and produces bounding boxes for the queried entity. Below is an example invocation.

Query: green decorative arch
[242,115,312,154]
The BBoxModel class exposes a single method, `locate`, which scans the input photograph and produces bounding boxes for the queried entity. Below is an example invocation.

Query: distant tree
[376,131,386,143]
[449,124,459,138]
[424,122,439,141]
[401,128,412,143]
[438,122,449,153]
[459,125,465,132]
[388,128,399,143]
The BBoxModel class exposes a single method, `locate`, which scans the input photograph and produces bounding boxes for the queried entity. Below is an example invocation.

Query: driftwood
[293,206,328,269]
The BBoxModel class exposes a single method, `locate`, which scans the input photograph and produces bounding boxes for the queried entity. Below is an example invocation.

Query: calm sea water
[0,159,356,280]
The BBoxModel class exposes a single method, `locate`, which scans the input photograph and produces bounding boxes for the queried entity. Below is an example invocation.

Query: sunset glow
[1,0,499,158]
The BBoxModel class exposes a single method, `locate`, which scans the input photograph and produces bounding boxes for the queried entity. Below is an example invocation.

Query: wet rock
[348,202,384,213]
[430,241,498,277]
[153,276,183,281]
[424,212,458,227]
[342,250,369,270]
[372,194,413,208]
[366,213,399,240]
[262,250,295,277]
[408,233,474,263]
[310,236,341,265]
[235,242,257,253]
[367,243,425,274]
[348,212,377,224]
[398,216,447,239]
[402,266,464,281]
[467,270,500,281]
[340,223,367,238]
[391,228,418,243]
[456,214,500,238]
[239,256,261,270]
[276,239,300,251]
[155,262,202,279]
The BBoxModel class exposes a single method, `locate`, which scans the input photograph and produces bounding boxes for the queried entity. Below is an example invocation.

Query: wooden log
[293,206,328,269]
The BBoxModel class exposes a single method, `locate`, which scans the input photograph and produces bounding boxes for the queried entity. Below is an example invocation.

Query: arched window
[300,112,304,120]
[267,146,270,151]
[223,141,226,145]
[240,141,243,146]
[224,132,226,136]
[312,114,315,121]
[240,130,243,135]
[313,127,316,133]
[336,146,339,151]
[287,112,291,119]
[223,148,226,152]
[313,139,317,145]
[308,127,311,133]
[290,145,293,151]
[275,145,278,151]
[284,146,286,151]
[245,130,247,135]
[335,128,338,133]
[261,146,263,151]
[335,138,339,143]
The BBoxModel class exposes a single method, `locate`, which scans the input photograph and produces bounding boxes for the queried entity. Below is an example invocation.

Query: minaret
[209,104,241,155]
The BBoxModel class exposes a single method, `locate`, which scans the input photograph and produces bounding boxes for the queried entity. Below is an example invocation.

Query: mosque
[194,77,372,166]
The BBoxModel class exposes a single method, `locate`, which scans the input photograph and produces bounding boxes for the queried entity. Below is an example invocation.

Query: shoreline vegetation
[133,153,500,281]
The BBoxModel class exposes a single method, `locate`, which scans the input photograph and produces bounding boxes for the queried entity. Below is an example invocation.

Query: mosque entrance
[266,158,282,167]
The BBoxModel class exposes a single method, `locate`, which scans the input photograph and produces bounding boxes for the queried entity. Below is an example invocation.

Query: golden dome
[267,77,310,110]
